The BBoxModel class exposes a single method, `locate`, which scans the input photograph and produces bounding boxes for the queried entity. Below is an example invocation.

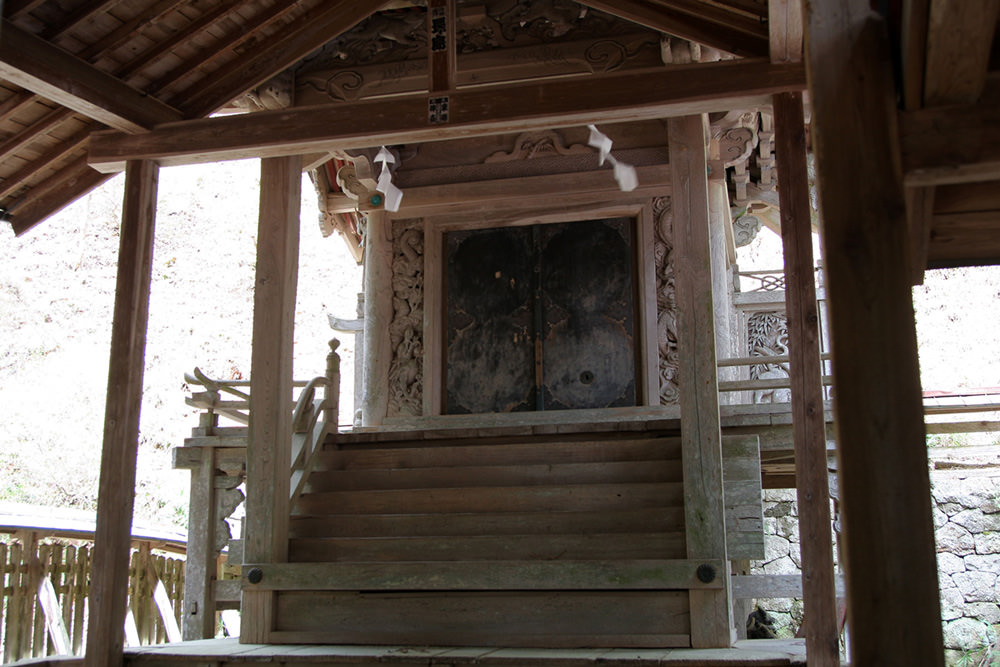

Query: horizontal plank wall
[242,155,302,643]
[805,0,945,664]
[86,160,158,667]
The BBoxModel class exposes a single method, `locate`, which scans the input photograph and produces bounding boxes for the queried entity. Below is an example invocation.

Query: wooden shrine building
[2,1,998,666]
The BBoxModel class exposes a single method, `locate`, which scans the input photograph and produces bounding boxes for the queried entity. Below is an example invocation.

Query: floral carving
[653,196,679,405]
[388,219,425,417]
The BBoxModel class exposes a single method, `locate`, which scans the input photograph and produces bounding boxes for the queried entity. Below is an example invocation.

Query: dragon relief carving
[653,196,679,405]
[387,219,425,417]
[747,311,790,404]
[485,130,591,162]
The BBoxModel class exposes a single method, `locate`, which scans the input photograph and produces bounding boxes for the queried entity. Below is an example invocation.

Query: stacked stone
[933,473,1000,663]
[752,474,1000,665]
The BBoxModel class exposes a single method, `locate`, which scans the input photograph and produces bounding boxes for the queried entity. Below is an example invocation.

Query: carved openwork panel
[387,218,425,417]
[653,196,679,405]
[747,310,790,404]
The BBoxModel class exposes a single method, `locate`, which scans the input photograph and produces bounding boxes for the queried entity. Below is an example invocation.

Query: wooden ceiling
[0,0,997,276]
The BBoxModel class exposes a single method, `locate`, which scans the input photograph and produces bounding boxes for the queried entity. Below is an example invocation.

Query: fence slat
[4,541,22,663]
[71,546,89,655]
[0,542,7,651]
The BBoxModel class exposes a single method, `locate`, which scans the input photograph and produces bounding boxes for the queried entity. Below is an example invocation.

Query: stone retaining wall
[751,469,1000,665]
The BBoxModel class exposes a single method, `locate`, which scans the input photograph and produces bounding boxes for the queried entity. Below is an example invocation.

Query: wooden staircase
[274,429,696,647]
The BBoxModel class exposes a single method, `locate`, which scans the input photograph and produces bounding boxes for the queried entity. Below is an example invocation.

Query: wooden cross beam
[88,59,805,172]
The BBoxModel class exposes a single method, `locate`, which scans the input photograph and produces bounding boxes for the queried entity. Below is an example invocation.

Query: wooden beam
[901,0,930,110]
[242,155,302,643]
[178,2,391,117]
[241,559,726,592]
[669,114,731,648]
[900,77,1000,186]
[578,0,769,58]
[768,0,803,63]
[773,91,839,667]
[923,0,1000,106]
[804,2,944,665]
[84,160,159,667]
[927,210,1000,267]
[0,20,183,132]
[905,185,935,283]
[9,160,113,237]
[428,0,455,93]
[89,60,806,172]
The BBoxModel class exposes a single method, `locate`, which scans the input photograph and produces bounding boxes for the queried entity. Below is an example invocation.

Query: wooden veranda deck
[118,638,809,667]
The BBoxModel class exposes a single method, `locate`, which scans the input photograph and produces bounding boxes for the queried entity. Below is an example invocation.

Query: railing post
[325,338,341,428]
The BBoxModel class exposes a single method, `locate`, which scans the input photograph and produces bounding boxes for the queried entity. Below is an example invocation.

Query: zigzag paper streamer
[586,124,637,192]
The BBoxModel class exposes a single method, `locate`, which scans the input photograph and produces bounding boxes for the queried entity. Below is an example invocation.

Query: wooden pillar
[773,91,839,666]
[181,447,217,640]
[361,211,393,426]
[242,155,301,643]
[85,160,158,667]
[707,173,735,403]
[804,2,944,664]
[669,115,731,648]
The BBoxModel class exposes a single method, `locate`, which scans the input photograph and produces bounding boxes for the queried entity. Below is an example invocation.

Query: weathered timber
[773,90,839,667]
[360,211,392,426]
[923,0,1000,106]
[242,155,301,643]
[85,160,158,667]
[88,60,806,172]
[577,0,769,57]
[272,591,690,648]
[900,76,1000,186]
[805,2,945,664]
[0,20,182,132]
[242,560,723,591]
[669,114,731,648]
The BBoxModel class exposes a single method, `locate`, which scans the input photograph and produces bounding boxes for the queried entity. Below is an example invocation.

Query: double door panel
[445,218,638,414]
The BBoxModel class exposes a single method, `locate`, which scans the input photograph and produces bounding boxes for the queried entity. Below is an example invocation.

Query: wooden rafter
[90,59,805,171]
[114,0,247,81]
[4,0,46,20]
[75,0,188,62]
[0,127,93,201]
[0,107,72,166]
[176,1,394,117]
[41,0,124,41]
[153,0,303,100]
[0,20,183,132]
[578,0,769,57]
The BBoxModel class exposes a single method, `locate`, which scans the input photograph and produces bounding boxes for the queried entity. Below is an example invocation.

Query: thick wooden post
[242,155,301,643]
[773,91,839,666]
[804,2,944,664]
[669,115,731,648]
[85,160,158,667]
[181,448,217,640]
[361,211,393,426]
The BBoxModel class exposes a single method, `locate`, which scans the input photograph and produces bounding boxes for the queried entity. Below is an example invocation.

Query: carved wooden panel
[444,218,637,414]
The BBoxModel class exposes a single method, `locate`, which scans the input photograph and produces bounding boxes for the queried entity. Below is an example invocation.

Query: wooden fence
[0,538,184,663]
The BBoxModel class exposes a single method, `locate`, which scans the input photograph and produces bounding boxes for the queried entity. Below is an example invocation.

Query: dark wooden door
[445,218,638,414]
